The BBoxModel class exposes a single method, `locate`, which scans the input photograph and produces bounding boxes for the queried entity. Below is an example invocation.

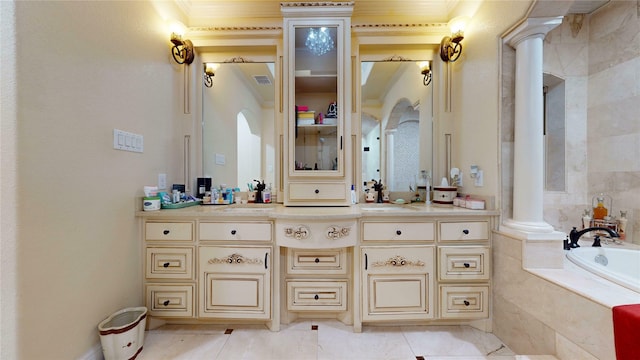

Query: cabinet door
[282,11,353,205]
[361,246,435,321]
[199,246,271,319]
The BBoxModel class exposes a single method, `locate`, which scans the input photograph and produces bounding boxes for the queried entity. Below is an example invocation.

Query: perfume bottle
[618,210,627,240]
[592,193,610,220]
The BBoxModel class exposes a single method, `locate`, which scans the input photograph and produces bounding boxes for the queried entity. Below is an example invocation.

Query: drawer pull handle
[315,258,320,263]
[231,230,237,235]
[314,294,319,300]
[463,263,470,268]
[396,230,402,236]
[163,300,170,306]
[462,229,470,235]
[464,300,470,306]
[265,252,269,270]
[315,189,320,194]
[163,230,170,235]
[365,253,368,270]
[163,262,170,268]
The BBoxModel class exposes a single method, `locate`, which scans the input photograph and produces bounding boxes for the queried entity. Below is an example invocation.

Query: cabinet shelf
[295,75,337,93]
[296,124,338,137]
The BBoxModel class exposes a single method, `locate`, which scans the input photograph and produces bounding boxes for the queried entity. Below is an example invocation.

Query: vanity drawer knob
[463,263,470,268]
[315,189,320,194]
[464,300,470,306]
[314,294,319,300]
[163,262,170,268]
[163,300,170,306]
[163,230,170,235]
[315,258,320,263]
[396,230,402,236]
[231,230,237,235]
[462,229,470,235]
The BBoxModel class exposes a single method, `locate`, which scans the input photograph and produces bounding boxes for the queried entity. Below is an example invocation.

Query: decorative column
[501,17,568,269]
[385,129,396,188]
[503,17,562,234]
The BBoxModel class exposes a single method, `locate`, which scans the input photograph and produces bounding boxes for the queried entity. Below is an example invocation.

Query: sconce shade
[171,34,194,65]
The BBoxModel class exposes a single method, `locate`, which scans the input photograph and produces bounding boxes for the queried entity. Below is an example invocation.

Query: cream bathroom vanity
[138,206,496,332]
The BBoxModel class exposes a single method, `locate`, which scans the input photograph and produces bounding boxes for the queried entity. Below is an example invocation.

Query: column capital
[503,17,563,49]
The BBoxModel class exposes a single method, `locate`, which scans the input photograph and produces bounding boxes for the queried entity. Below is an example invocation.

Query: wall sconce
[440,16,468,62]
[203,63,219,88]
[170,33,194,65]
[417,61,432,86]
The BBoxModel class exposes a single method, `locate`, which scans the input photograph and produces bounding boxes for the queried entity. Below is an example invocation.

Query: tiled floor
[138,320,558,360]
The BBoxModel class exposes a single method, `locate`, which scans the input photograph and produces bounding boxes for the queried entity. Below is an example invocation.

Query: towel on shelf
[612,303,640,360]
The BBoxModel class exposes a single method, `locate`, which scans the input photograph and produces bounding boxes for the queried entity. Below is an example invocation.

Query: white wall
[2,1,186,358]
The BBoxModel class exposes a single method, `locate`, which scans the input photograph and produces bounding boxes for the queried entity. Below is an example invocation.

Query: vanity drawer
[199,222,272,241]
[439,285,489,319]
[362,222,435,242]
[287,248,347,274]
[286,280,347,311]
[145,222,193,242]
[146,247,194,280]
[288,182,347,201]
[146,284,195,318]
[439,221,488,241]
[438,246,490,281]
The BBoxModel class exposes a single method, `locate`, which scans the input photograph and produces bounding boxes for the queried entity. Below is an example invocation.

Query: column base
[500,219,566,269]
[503,218,555,234]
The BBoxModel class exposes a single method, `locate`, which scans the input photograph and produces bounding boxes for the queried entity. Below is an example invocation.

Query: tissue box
[465,200,485,210]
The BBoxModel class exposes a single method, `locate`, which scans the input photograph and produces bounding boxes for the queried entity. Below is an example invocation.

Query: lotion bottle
[618,210,627,240]
[351,185,357,204]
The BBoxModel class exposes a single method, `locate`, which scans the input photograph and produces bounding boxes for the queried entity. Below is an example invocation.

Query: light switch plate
[158,173,167,190]
[113,129,143,153]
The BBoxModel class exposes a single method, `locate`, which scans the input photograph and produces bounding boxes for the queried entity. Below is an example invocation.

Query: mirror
[293,26,340,173]
[361,61,433,191]
[202,62,276,190]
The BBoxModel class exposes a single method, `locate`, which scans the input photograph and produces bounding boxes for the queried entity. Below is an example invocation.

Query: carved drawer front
[438,246,490,281]
[362,222,435,242]
[198,246,271,319]
[287,281,348,311]
[146,247,194,280]
[362,246,435,274]
[145,222,193,241]
[288,182,347,201]
[361,246,435,320]
[439,285,489,319]
[439,221,488,241]
[287,248,347,274]
[146,284,194,317]
[199,222,272,241]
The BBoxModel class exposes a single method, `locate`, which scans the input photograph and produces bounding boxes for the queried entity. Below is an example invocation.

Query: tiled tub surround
[493,231,640,360]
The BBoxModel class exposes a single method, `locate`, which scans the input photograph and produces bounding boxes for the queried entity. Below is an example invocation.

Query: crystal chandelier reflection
[305,27,334,56]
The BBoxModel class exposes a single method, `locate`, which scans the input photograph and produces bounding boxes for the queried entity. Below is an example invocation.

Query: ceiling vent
[253,75,272,85]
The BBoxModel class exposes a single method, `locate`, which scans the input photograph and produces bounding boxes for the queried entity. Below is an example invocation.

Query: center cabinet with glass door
[282,4,353,206]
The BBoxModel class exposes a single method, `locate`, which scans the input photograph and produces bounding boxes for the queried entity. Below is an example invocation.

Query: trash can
[98,306,147,360]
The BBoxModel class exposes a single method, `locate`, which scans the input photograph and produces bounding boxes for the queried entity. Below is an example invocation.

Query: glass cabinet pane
[293,26,339,172]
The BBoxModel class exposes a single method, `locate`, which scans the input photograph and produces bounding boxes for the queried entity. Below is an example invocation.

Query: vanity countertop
[136,203,499,219]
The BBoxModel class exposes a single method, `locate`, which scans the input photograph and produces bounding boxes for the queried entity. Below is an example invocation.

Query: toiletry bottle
[351,185,357,204]
[593,195,608,220]
[263,185,271,204]
[618,211,627,240]
[582,209,591,229]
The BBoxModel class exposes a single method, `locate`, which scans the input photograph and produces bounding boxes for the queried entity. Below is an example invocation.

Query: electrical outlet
[158,173,167,190]
[474,170,484,187]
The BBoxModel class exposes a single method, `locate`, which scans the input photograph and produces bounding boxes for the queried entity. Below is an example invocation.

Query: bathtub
[566,246,640,293]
